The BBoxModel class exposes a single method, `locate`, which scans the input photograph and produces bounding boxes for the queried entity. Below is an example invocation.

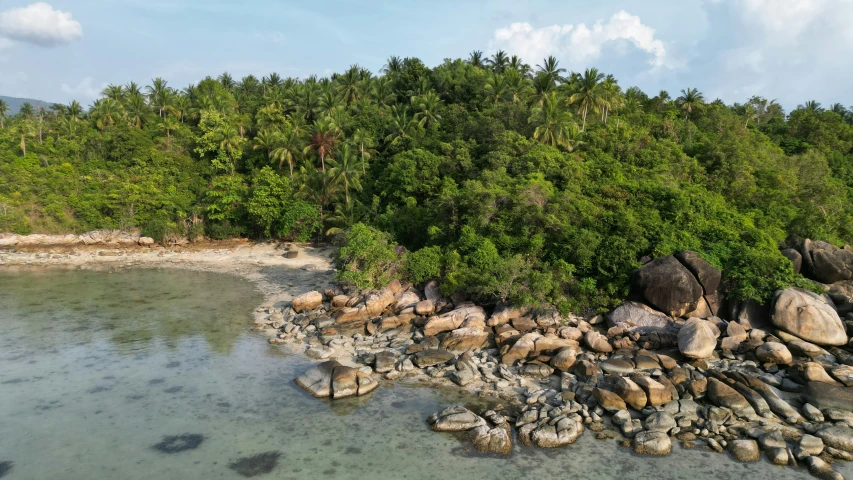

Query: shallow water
[0,269,847,479]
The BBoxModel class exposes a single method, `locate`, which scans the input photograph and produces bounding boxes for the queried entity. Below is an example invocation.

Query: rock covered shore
[265,238,853,479]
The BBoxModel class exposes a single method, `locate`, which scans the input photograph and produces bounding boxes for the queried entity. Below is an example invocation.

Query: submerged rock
[294,361,377,399]
[632,430,672,456]
[229,451,282,477]
[728,439,760,462]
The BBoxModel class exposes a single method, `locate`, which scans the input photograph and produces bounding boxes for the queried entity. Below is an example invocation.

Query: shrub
[335,223,400,290]
[403,246,443,285]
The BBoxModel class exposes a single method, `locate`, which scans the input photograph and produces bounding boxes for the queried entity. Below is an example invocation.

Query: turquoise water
[0,269,846,479]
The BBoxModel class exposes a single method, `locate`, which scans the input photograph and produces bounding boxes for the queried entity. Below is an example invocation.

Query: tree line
[1,50,852,311]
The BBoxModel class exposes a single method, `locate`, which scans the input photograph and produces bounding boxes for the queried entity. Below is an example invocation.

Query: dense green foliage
[1,52,852,311]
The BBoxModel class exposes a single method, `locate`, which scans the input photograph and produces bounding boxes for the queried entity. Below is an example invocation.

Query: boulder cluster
[264,245,853,476]
[0,230,156,247]
[294,360,378,399]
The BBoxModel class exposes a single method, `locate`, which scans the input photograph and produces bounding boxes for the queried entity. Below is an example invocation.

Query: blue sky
[1,0,851,110]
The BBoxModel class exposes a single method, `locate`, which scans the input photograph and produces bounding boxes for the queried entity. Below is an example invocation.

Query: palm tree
[304,117,339,172]
[413,90,443,128]
[370,77,396,108]
[505,69,532,103]
[536,56,565,85]
[19,102,34,120]
[484,73,509,104]
[654,90,671,113]
[126,81,143,98]
[146,78,171,117]
[327,144,362,207]
[487,50,510,73]
[66,100,84,120]
[0,99,9,129]
[799,100,823,112]
[529,73,555,108]
[598,75,621,124]
[125,91,148,128]
[509,55,531,76]
[529,92,579,151]
[381,56,403,75]
[296,164,339,236]
[13,120,35,156]
[218,72,236,90]
[159,116,179,144]
[102,84,125,103]
[338,65,364,106]
[351,128,375,175]
[218,124,242,175]
[262,72,283,95]
[468,50,485,69]
[92,98,121,131]
[252,129,278,157]
[270,127,303,178]
[384,104,418,145]
[568,67,605,131]
[676,88,704,121]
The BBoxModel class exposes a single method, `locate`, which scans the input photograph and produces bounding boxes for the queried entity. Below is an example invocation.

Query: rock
[756,342,793,364]
[593,388,627,412]
[487,304,527,327]
[796,434,825,458]
[728,439,760,462]
[805,456,844,480]
[727,321,748,341]
[394,291,421,313]
[707,378,756,419]
[789,340,828,358]
[374,350,397,374]
[802,362,843,386]
[742,376,804,422]
[678,319,719,359]
[138,236,155,246]
[584,331,613,353]
[291,291,323,313]
[330,295,351,308]
[441,327,489,352]
[735,300,771,330]
[607,301,675,333]
[771,288,847,346]
[782,248,803,274]
[501,332,541,365]
[528,420,584,448]
[520,363,554,379]
[423,305,485,336]
[423,280,443,302]
[759,430,786,450]
[803,403,825,422]
[612,377,648,410]
[644,411,676,432]
[632,430,672,456]
[633,256,703,317]
[550,347,577,372]
[295,361,377,399]
[675,251,722,294]
[451,354,479,386]
[633,376,672,407]
[413,349,455,368]
[803,240,853,284]
[468,425,512,455]
[817,426,853,452]
[427,406,486,432]
[415,300,435,316]
[600,358,634,375]
[685,297,713,319]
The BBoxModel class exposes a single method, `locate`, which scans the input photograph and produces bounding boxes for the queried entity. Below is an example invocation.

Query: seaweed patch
[152,434,205,453]
[228,451,282,477]
[0,461,12,478]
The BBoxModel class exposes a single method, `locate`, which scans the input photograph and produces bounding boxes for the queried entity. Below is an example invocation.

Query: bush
[335,223,400,290]
[403,246,442,284]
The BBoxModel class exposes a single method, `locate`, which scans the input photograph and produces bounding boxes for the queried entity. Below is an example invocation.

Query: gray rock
[678,319,719,359]
[771,288,847,346]
[804,381,853,411]
[413,349,455,368]
[755,342,793,364]
[803,403,825,422]
[633,256,703,317]
[805,455,844,480]
[607,301,676,333]
[675,251,722,294]
[795,434,824,459]
[644,412,676,432]
[817,426,853,452]
[632,430,672,456]
[428,406,487,432]
[728,439,760,462]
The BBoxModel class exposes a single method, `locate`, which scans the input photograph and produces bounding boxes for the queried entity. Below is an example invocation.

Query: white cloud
[61,77,105,100]
[0,2,82,47]
[491,11,669,69]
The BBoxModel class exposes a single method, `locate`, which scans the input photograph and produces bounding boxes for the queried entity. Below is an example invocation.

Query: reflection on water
[0,269,849,480]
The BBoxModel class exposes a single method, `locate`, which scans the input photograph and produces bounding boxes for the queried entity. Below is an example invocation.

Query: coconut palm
[159,116,179,143]
[529,73,555,108]
[509,55,531,76]
[598,75,621,124]
[351,128,375,175]
[338,65,364,106]
[413,90,443,128]
[676,88,704,121]
[536,56,565,85]
[125,92,148,128]
[654,90,671,113]
[19,102,34,120]
[799,100,823,112]
[505,69,532,103]
[384,104,418,145]
[468,50,485,69]
[252,129,278,157]
[296,164,340,234]
[327,143,362,207]
[0,99,8,129]
[147,78,171,117]
[484,73,509,105]
[487,50,510,73]
[12,120,35,156]
[370,77,396,108]
[66,100,84,120]
[218,72,236,90]
[218,123,242,174]
[92,98,121,131]
[102,84,126,103]
[126,81,143,98]
[270,127,303,178]
[569,68,605,131]
[262,72,283,95]
[304,116,339,172]
[381,56,403,75]
[529,92,579,151]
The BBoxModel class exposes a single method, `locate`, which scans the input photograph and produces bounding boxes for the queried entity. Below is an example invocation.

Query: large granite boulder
[771,288,847,346]
[802,239,853,284]
[295,361,378,399]
[291,291,323,312]
[633,256,704,317]
[678,318,719,359]
[675,251,722,294]
[607,301,675,333]
[804,382,853,412]
[427,406,486,432]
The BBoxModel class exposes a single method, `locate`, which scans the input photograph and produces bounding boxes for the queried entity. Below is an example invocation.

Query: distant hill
[0,95,53,115]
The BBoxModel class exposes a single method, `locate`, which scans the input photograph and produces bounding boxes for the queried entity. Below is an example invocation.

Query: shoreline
[5,239,853,478]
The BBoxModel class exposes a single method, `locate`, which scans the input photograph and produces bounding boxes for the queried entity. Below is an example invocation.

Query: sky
[0,0,851,110]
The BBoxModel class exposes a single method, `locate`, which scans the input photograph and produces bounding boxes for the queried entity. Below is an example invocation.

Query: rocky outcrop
[428,407,512,455]
[771,288,847,346]
[0,229,147,247]
[607,301,675,333]
[294,361,378,399]
[800,239,853,284]
[633,256,704,317]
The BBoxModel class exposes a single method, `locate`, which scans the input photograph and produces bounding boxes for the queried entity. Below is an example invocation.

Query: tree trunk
[20,135,26,156]
[320,152,326,172]
[360,141,365,175]
[581,104,588,132]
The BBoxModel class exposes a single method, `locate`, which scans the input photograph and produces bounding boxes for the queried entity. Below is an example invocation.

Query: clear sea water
[0,268,847,479]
